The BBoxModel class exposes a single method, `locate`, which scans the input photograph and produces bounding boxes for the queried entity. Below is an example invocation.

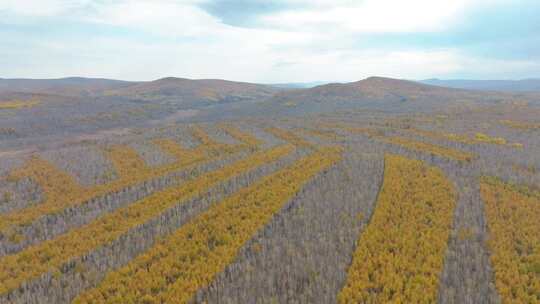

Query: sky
[0,0,539,83]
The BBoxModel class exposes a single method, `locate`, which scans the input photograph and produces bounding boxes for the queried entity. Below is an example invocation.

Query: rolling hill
[420,78,540,92]
[269,77,472,104]
[2,75,538,150]
[243,76,540,119]
[0,77,135,97]
[105,77,280,106]
[0,76,281,107]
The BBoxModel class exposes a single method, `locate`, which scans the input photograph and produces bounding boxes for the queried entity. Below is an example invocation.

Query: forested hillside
[0,77,539,303]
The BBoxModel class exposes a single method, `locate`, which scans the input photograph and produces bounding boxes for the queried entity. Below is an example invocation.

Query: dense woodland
[0,77,539,303]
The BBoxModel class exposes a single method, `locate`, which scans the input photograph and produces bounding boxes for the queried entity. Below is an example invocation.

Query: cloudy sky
[1,0,539,82]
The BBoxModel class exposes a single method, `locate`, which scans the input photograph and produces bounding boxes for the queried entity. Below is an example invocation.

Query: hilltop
[0,77,134,97]
[0,76,279,105]
[269,77,470,104]
[105,77,279,105]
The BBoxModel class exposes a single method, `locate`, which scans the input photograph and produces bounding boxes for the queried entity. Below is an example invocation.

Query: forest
[0,81,539,304]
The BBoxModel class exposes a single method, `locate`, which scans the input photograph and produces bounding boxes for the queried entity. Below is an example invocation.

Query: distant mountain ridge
[2,75,538,149]
[269,76,468,104]
[3,76,539,100]
[0,76,281,105]
[0,77,135,97]
[420,78,540,92]
[105,77,279,105]
[2,76,537,119]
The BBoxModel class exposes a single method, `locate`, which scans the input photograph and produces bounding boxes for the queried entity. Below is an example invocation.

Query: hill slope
[0,77,135,97]
[420,79,540,92]
[269,76,473,104]
[105,77,280,106]
[242,76,534,118]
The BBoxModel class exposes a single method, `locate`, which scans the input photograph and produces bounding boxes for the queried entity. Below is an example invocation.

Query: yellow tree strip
[73,147,343,304]
[406,128,521,148]
[190,126,219,147]
[191,125,244,154]
[0,145,294,295]
[481,178,540,303]
[0,100,40,110]
[0,135,241,233]
[7,156,83,204]
[219,124,262,148]
[106,145,149,178]
[335,124,474,162]
[295,127,344,141]
[153,139,202,165]
[266,127,313,148]
[499,120,540,130]
[379,136,475,162]
[338,154,456,303]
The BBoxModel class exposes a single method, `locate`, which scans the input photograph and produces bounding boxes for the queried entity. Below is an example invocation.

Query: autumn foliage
[481,177,540,303]
[0,127,252,236]
[219,123,262,148]
[379,136,475,162]
[338,154,456,303]
[266,127,314,148]
[0,100,40,110]
[106,145,148,178]
[0,106,538,304]
[73,146,342,303]
[0,145,293,295]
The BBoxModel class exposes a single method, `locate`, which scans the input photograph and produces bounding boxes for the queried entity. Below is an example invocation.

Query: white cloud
[0,0,90,17]
[81,0,221,37]
[261,0,472,33]
[0,0,484,34]
[0,0,536,82]
[2,27,538,82]
[262,49,465,82]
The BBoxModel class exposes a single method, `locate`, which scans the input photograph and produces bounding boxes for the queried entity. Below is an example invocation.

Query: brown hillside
[106,77,279,104]
[0,77,135,97]
[272,76,475,103]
